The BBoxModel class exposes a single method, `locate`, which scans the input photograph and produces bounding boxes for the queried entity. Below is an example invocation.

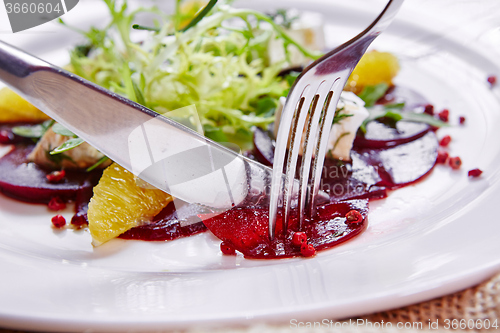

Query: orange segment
[87,163,172,245]
[0,87,50,123]
[347,51,400,93]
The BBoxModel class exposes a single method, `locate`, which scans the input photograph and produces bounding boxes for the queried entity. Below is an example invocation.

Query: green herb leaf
[282,71,301,96]
[358,83,389,107]
[384,110,403,122]
[332,106,353,124]
[12,120,54,138]
[50,138,85,155]
[12,125,44,138]
[132,24,160,32]
[181,0,218,32]
[398,111,449,127]
[384,102,405,110]
[132,80,146,106]
[360,107,449,132]
[284,71,300,87]
[203,124,228,142]
[52,123,76,137]
[333,113,353,124]
[86,156,110,172]
[269,9,299,29]
[255,97,277,117]
[45,149,75,167]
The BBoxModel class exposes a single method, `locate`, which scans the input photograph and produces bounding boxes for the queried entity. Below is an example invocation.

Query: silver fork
[269,0,405,239]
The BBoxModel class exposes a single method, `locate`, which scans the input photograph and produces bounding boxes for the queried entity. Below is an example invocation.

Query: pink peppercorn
[436,151,449,164]
[51,215,66,228]
[438,109,449,122]
[220,241,236,255]
[345,210,363,224]
[459,116,466,125]
[48,197,66,211]
[423,104,434,115]
[46,170,66,183]
[468,168,483,177]
[0,130,12,143]
[449,156,462,170]
[71,212,88,228]
[292,231,307,246]
[439,135,452,147]
[487,75,497,86]
[300,243,316,257]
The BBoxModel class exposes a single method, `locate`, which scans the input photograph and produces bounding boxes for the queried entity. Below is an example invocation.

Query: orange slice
[87,163,172,245]
[0,87,50,123]
[347,51,400,93]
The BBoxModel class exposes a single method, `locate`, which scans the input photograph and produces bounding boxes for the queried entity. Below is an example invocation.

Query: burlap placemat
[1,271,499,333]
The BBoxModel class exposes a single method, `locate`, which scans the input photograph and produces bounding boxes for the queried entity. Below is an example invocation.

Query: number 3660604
[443,319,498,330]
[5,2,62,14]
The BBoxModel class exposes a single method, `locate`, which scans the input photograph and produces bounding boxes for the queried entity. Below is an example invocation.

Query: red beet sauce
[202,200,368,259]
[119,201,208,241]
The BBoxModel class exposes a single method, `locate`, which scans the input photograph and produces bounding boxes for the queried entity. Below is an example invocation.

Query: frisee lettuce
[61,0,321,150]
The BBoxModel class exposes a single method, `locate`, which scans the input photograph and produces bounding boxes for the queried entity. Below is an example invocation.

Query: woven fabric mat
[1,271,499,333]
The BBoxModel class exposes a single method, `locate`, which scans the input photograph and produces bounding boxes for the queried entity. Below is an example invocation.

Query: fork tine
[297,79,338,228]
[308,79,346,217]
[282,85,320,232]
[269,82,314,239]
[269,84,308,240]
[281,85,317,232]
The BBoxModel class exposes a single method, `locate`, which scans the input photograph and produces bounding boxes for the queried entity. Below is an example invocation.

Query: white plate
[1,0,500,331]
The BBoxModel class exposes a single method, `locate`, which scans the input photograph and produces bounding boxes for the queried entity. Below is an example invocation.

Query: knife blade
[0,40,282,210]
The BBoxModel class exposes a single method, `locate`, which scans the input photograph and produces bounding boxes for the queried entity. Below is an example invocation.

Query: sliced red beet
[352,131,438,188]
[253,127,275,166]
[201,199,368,259]
[357,85,433,149]
[252,124,438,201]
[0,145,102,203]
[354,120,430,149]
[119,200,209,241]
[377,85,429,108]
[300,132,438,200]
[317,156,387,201]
